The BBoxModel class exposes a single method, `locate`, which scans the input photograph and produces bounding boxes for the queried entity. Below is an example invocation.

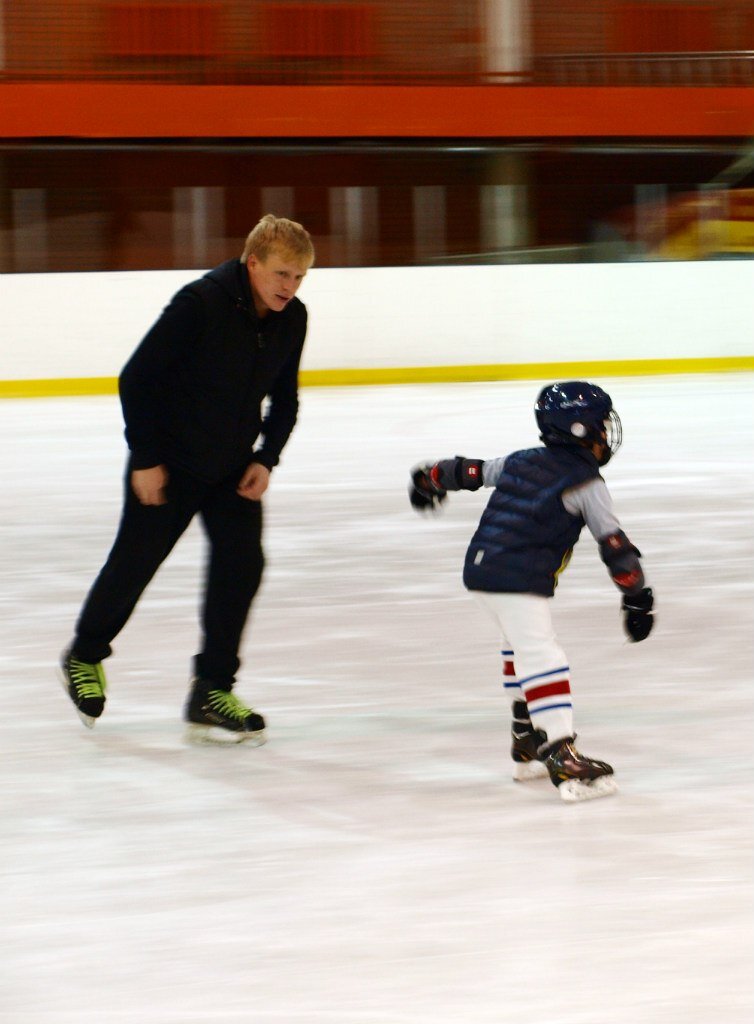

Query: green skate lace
[68,658,106,699]
[206,690,255,722]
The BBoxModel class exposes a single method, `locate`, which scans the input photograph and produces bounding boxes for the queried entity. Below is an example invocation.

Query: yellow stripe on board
[300,356,754,387]
[1,357,753,399]
[0,377,119,399]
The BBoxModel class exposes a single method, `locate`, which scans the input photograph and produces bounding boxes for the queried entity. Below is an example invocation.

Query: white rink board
[1,260,752,380]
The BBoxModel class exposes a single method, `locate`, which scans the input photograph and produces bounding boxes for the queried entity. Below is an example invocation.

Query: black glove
[622,587,654,642]
[409,464,447,512]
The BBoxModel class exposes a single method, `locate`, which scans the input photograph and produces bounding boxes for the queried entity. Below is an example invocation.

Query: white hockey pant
[471,591,574,746]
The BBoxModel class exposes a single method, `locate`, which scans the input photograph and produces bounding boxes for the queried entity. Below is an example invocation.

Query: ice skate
[184,680,267,746]
[510,699,548,781]
[543,737,618,802]
[59,651,107,728]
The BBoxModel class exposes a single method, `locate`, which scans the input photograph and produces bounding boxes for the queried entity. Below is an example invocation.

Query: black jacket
[119,259,307,483]
[463,445,600,596]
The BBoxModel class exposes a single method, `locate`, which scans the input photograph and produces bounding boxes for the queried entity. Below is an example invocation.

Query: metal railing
[532,50,754,86]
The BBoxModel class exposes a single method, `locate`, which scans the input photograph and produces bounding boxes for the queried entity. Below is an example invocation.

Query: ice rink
[2,374,753,1024]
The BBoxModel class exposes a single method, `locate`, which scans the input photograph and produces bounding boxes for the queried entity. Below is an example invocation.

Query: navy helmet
[534,381,622,465]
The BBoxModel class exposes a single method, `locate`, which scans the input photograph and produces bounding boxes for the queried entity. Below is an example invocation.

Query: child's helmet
[534,381,622,465]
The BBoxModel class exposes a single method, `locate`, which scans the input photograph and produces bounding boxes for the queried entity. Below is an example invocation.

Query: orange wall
[3,84,754,137]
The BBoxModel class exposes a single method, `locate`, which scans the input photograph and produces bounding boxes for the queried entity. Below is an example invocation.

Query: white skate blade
[512,760,549,782]
[557,775,618,803]
[184,723,267,747]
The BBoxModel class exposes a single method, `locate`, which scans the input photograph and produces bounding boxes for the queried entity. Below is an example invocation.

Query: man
[60,214,315,745]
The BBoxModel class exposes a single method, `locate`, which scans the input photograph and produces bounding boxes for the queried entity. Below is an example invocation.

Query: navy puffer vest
[463,445,600,596]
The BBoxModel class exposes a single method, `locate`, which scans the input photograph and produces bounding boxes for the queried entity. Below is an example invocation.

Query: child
[409,381,654,802]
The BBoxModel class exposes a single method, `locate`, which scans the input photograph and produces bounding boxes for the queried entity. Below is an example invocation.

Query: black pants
[72,462,264,684]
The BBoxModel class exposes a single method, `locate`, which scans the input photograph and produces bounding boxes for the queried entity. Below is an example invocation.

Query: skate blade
[512,760,549,782]
[557,775,618,803]
[184,724,267,747]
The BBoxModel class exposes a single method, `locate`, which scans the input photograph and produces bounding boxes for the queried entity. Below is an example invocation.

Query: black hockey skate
[185,679,266,746]
[59,651,107,728]
[510,699,548,781]
[543,737,617,802]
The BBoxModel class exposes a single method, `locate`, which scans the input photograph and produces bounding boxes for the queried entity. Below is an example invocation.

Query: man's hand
[131,465,169,506]
[237,462,270,501]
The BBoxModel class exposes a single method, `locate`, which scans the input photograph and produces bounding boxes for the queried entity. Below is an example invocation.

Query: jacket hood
[203,258,252,309]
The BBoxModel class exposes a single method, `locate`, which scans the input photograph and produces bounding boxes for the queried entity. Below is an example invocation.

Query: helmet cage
[601,409,622,464]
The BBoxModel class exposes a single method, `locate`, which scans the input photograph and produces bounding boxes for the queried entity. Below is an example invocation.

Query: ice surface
[1,375,752,1023]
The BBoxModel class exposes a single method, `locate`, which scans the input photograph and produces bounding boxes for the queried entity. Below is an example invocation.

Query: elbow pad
[433,456,484,491]
[599,530,645,594]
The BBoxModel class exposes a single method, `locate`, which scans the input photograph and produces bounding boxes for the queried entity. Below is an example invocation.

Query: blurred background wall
[1,1,754,328]
[4,0,754,84]
[1,0,754,395]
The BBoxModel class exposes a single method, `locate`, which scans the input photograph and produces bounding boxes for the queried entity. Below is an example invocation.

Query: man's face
[246,249,309,316]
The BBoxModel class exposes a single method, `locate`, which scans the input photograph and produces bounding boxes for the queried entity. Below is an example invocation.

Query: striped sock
[519,665,573,743]
[501,649,520,701]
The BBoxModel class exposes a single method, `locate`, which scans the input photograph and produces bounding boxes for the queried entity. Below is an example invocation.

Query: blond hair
[241,214,315,267]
